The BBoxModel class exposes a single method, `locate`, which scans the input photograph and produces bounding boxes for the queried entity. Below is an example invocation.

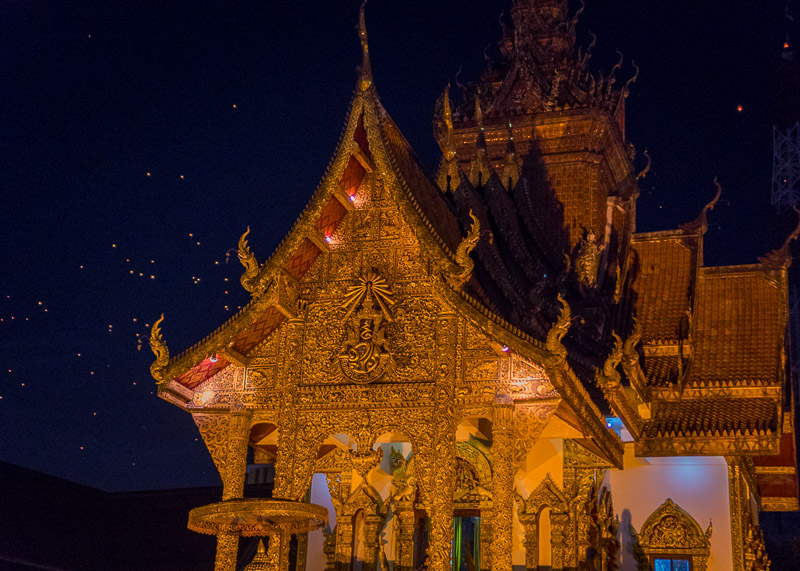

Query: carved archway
[634,499,712,571]
[518,475,570,570]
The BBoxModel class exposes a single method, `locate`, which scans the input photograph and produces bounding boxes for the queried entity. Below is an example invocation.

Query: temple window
[652,557,691,570]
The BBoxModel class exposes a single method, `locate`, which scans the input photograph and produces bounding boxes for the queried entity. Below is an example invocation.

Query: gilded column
[364,514,384,571]
[425,312,458,571]
[215,533,239,571]
[517,515,538,571]
[223,407,253,500]
[479,510,493,571]
[297,532,309,571]
[194,409,252,571]
[394,500,416,571]
[490,401,515,571]
[335,520,355,571]
[323,526,337,571]
[550,513,569,570]
[727,458,745,571]
[425,418,456,571]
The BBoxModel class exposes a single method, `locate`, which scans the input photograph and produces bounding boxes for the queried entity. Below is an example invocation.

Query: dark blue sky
[1,0,795,491]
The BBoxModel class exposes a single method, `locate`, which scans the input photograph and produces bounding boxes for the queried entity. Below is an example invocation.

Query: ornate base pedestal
[188,498,328,571]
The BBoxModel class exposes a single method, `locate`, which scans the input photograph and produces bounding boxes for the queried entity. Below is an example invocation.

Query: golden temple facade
[150,2,797,570]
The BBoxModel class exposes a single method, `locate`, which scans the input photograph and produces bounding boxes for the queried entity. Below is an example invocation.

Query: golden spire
[501,122,521,189]
[358,1,373,92]
[442,84,456,161]
[436,84,460,192]
[243,539,270,570]
[149,314,170,384]
[469,90,491,186]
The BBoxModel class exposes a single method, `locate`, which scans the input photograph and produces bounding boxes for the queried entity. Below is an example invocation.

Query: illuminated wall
[607,447,732,571]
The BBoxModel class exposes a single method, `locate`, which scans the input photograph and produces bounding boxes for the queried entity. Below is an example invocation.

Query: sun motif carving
[338,269,395,384]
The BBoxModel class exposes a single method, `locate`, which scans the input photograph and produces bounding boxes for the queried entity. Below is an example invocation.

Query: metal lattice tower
[772,122,800,210]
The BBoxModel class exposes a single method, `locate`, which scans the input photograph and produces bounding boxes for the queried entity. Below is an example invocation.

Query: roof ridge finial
[358,1,373,92]
[679,176,722,235]
[474,87,485,129]
[758,206,800,268]
[442,84,456,160]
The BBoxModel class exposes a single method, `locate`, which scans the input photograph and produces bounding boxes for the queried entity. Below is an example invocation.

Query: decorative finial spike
[257,539,266,554]
[358,1,373,92]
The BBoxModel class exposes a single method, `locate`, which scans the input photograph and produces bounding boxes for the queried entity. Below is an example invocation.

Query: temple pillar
[479,510,493,571]
[490,402,515,571]
[323,526,337,571]
[297,532,309,571]
[193,409,252,571]
[214,533,239,571]
[223,408,252,500]
[394,500,416,571]
[265,530,292,571]
[193,409,253,500]
[335,519,355,571]
[364,514,384,571]
[518,515,538,571]
[550,512,569,570]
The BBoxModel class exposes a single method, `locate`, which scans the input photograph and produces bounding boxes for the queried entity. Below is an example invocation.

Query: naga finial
[454,210,482,285]
[622,318,642,367]
[609,49,623,85]
[358,1,373,92]
[679,177,722,235]
[622,60,639,99]
[635,149,651,181]
[238,226,261,293]
[149,314,170,384]
[545,294,571,366]
[597,332,623,391]
[758,206,800,268]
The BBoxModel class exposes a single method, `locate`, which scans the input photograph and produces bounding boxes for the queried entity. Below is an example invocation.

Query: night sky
[1,0,796,492]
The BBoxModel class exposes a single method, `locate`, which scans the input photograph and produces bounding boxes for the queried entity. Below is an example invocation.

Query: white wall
[306,472,337,571]
[608,445,732,571]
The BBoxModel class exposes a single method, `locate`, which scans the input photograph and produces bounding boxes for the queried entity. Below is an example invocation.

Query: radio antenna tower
[772,5,800,211]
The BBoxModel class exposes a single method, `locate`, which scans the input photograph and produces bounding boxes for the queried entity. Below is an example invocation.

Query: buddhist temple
[148,2,798,570]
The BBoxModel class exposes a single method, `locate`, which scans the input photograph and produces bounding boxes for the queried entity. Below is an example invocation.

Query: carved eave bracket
[149,314,170,384]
